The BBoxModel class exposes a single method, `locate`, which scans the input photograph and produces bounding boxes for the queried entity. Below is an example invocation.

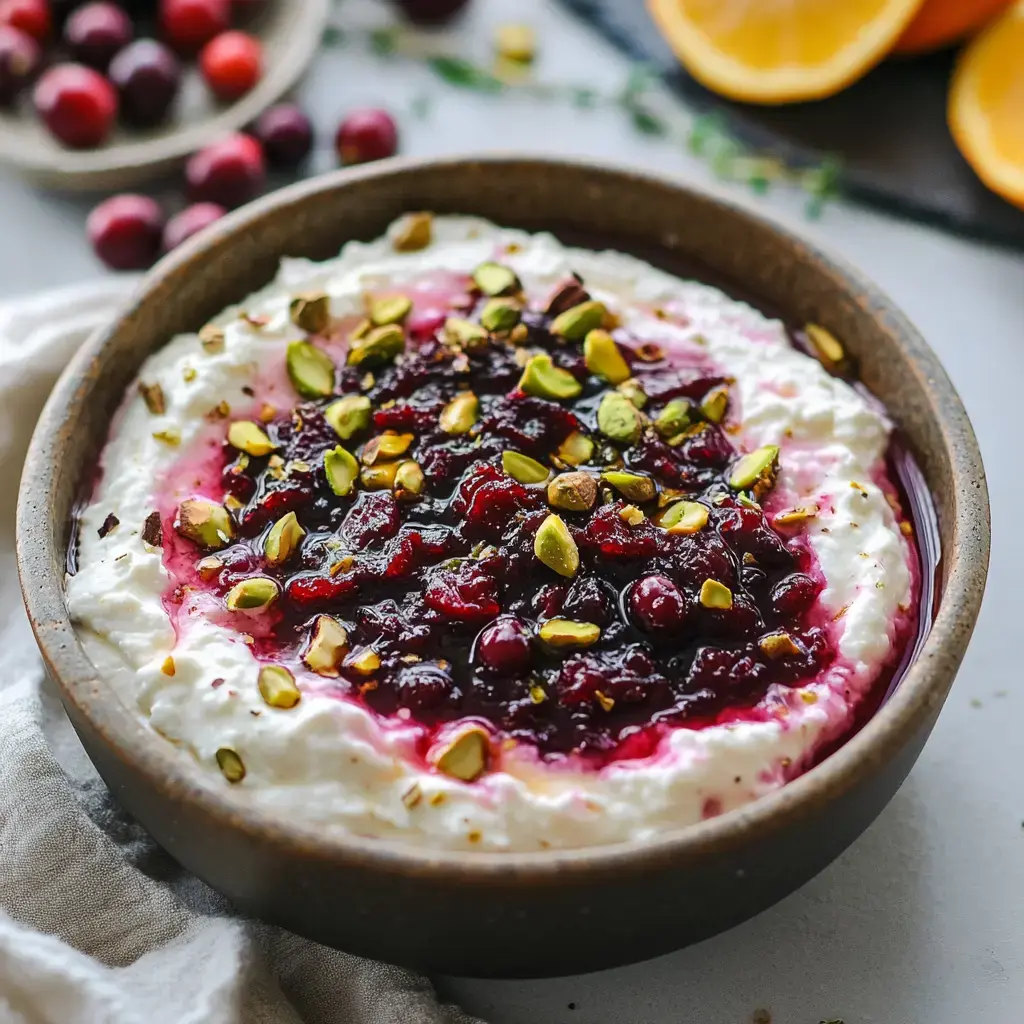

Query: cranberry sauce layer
[166,266,846,763]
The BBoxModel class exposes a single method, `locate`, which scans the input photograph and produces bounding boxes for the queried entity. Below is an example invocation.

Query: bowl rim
[17,154,990,879]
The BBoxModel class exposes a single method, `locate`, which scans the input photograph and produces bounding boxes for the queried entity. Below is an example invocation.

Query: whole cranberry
[629,575,688,632]
[252,102,312,168]
[185,132,264,208]
[87,193,164,270]
[109,39,181,127]
[34,63,117,148]
[200,29,261,101]
[475,616,532,674]
[0,0,50,42]
[335,108,398,166]
[161,200,225,252]
[65,2,133,70]
[390,0,470,26]
[160,0,228,53]
[0,24,39,104]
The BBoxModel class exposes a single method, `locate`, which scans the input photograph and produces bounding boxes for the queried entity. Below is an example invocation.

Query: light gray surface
[1,2,1019,1021]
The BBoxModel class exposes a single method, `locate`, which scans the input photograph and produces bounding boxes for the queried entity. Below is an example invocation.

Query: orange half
[648,0,927,104]
[949,2,1024,209]
[894,0,1014,54]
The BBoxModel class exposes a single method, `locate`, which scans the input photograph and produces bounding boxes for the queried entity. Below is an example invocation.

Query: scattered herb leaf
[321,24,345,47]
[428,56,504,93]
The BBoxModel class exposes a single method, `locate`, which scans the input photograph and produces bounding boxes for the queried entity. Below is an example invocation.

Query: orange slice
[647,0,927,104]
[949,2,1024,209]
[894,0,1014,54]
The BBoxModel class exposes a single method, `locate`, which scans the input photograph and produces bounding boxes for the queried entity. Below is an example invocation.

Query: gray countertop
[3,2,1019,1021]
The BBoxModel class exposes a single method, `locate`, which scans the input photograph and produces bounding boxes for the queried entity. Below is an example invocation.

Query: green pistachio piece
[619,504,645,526]
[324,445,359,496]
[434,726,489,782]
[534,513,579,577]
[138,381,166,415]
[345,645,381,675]
[392,211,433,252]
[654,398,693,438]
[360,462,399,490]
[324,394,372,440]
[264,511,305,567]
[216,747,245,783]
[597,391,643,445]
[227,420,276,457]
[617,377,647,409]
[480,298,522,333]
[700,385,729,424]
[472,261,520,297]
[549,300,606,341]
[538,618,601,649]
[258,665,301,709]
[759,632,802,659]
[805,323,846,372]
[347,324,405,368]
[583,329,631,385]
[657,500,709,535]
[600,470,656,503]
[547,471,598,512]
[303,614,349,676]
[774,505,819,527]
[502,451,549,484]
[175,499,234,550]
[443,317,488,348]
[557,430,594,466]
[729,445,781,496]
[369,294,413,326]
[289,292,331,334]
[394,460,425,499]
[699,579,733,610]
[518,354,582,400]
[225,576,280,611]
[286,340,335,399]
[361,431,414,465]
[439,391,479,435]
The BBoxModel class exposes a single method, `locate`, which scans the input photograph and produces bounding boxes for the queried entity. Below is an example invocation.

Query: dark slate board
[560,0,1024,250]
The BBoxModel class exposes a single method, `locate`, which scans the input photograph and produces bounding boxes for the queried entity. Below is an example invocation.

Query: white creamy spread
[66,217,914,851]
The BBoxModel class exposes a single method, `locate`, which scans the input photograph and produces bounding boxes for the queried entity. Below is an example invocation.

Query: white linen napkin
[0,280,482,1024]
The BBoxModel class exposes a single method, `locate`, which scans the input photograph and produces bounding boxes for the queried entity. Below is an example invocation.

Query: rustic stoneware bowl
[17,156,989,978]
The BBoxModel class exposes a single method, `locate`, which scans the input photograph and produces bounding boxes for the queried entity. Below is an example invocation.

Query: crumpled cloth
[0,280,482,1024]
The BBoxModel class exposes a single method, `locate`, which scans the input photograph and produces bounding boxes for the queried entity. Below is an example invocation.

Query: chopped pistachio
[547,471,598,512]
[700,385,729,424]
[196,555,224,580]
[496,22,536,64]
[303,615,349,676]
[392,211,433,252]
[557,430,594,466]
[216,747,245,783]
[223,495,244,512]
[654,398,692,438]
[729,445,780,496]
[324,445,359,496]
[443,317,488,347]
[258,665,301,709]
[534,513,579,577]
[434,726,489,782]
[480,297,521,333]
[264,511,305,567]
[518,353,582,400]
[289,291,331,334]
[594,690,615,712]
[360,462,399,490]
[152,428,180,446]
[502,450,549,484]
[545,277,588,316]
[597,391,643,445]
[774,505,819,527]
[658,500,709,535]
[227,420,276,457]
[529,683,547,704]
[601,470,656,503]
[617,377,647,409]
[347,324,405,368]
[549,300,606,341]
[805,323,846,372]
[394,460,425,499]
[286,340,335,399]
[619,504,645,526]
[759,632,802,659]
[361,431,414,465]
[472,261,520,297]
[439,391,479,434]
[199,324,225,353]
[634,342,665,362]
[183,366,197,383]
[350,318,371,341]
[259,403,277,423]
[138,381,166,415]
[583,329,630,384]
[538,619,601,648]
[369,294,413,326]
[346,646,381,675]
[324,394,372,440]
[175,499,233,550]
[226,576,280,611]
[699,579,733,610]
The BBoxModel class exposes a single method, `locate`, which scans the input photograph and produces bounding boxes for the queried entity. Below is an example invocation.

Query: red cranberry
[109,39,180,127]
[252,102,312,168]
[476,616,531,674]
[160,0,228,53]
[200,29,261,101]
[185,132,265,208]
[87,194,164,270]
[34,63,117,148]
[770,573,820,617]
[65,2,132,70]
[0,25,39,104]
[335,108,398,166]
[630,575,688,632]
[390,0,470,25]
[0,0,50,42]
[161,201,225,252]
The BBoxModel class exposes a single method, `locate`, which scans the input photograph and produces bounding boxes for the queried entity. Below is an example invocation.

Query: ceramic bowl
[16,156,990,978]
